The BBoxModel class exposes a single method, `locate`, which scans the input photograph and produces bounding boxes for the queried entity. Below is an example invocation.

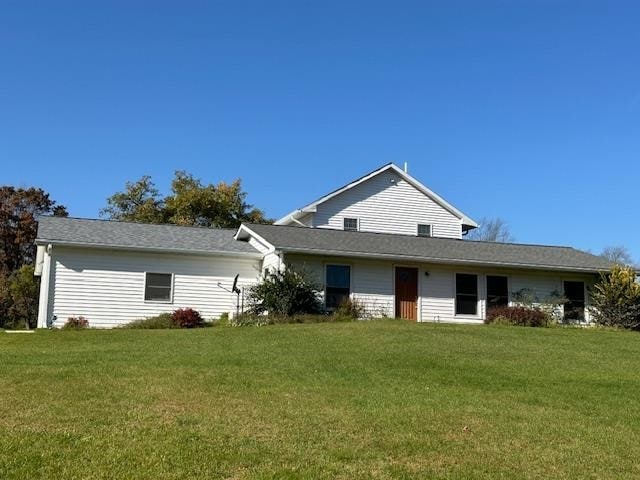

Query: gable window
[486,275,509,309]
[455,273,478,315]
[564,281,585,322]
[325,265,351,309]
[343,218,358,231]
[417,224,432,237]
[144,273,173,302]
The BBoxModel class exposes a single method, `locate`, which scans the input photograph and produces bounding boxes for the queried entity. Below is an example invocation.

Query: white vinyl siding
[286,254,394,318]
[311,169,463,238]
[287,254,597,324]
[262,251,283,275]
[47,246,260,328]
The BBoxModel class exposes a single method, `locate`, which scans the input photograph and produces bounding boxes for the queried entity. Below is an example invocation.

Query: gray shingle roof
[244,223,614,273]
[36,217,259,255]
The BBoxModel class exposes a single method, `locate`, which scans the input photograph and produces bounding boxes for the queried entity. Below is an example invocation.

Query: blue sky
[1,1,639,260]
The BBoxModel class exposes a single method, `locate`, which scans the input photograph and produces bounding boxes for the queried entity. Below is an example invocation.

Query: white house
[35,163,612,328]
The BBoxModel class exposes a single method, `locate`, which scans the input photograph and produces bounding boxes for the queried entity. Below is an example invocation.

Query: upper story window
[417,224,432,237]
[343,218,359,231]
[144,272,173,302]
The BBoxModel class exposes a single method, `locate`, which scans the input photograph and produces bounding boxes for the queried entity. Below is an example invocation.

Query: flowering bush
[171,308,204,328]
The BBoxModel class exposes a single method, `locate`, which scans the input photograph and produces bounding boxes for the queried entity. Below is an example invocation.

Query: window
[343,218,358,231]
[456,273,478,315]
[144,273,173,302]
[325,265,351,309]
[564,281,585,322]
[417,224,432,237]
[486,276,509,309]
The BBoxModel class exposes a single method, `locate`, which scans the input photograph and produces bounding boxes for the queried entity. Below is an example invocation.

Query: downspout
[36,244,52,328]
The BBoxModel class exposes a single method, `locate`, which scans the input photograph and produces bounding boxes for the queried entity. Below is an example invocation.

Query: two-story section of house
[275,163,477,239]
[35,163,613,328]
[237,163,612,324]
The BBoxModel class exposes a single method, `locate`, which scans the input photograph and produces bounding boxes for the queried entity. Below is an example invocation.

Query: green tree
[0,186,68,274]
[100,176,165,223]
[589,265,640,330]
[102,171,271,228]
[7,264,40,329]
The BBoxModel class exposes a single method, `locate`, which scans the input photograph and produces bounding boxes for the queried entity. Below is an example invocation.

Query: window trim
[143,272,174,304]
[324,263,352,310]
[454,272,479,317]
[417,223,433,237]
[343,217,359,232]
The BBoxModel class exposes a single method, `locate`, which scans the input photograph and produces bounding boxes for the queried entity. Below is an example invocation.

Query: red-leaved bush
[485,306,550,327]
[171,308,204,328]
[63,316,89,329]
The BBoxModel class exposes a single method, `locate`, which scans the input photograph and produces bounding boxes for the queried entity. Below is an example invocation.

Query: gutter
[277,246,608,274]
[34,239,264,259]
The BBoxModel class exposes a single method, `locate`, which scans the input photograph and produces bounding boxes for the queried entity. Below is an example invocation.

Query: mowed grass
[1,322,639,479]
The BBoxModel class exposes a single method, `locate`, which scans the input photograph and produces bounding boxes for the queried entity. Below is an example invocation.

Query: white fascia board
[274,163,478,228]
[387,164,479,228]
[234,224,276,254]
[34,239,263,259]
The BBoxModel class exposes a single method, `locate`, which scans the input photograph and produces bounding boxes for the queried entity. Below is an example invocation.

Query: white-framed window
[325,264,351,309]
[417,224,432,237]
[343,218,359,231]
[144,272,173,302]
[455,273,478,315]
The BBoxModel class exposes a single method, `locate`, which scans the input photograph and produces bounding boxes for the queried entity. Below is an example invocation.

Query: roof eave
[34,239,263,258]
[277,246,607,274]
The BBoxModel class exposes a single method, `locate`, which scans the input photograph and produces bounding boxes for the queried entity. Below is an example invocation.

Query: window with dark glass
[343,218,358,231]
[325,265,351,309]
[564,281,585,322]
[486,275,509,309]
[144,273,173,302]
[456,273,478,315]
[417,224,432,237]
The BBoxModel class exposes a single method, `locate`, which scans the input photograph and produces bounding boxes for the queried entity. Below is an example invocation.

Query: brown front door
[395,267,418,320]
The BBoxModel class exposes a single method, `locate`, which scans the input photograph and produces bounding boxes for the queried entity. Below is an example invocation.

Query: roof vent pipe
[403,162,408,173]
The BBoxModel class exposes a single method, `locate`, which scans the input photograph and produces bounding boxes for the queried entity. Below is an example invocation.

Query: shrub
[63,316,89,329]
[216,312,230,326]
[171,308,204,328]
[511,288,567,323]
[247,268,322,316]
[123,313,176,329]
[589,266,640,330]
[334,298,366,319]
[485,306,550,327]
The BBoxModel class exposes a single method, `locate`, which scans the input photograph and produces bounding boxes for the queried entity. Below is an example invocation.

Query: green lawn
[1,322,639,479]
